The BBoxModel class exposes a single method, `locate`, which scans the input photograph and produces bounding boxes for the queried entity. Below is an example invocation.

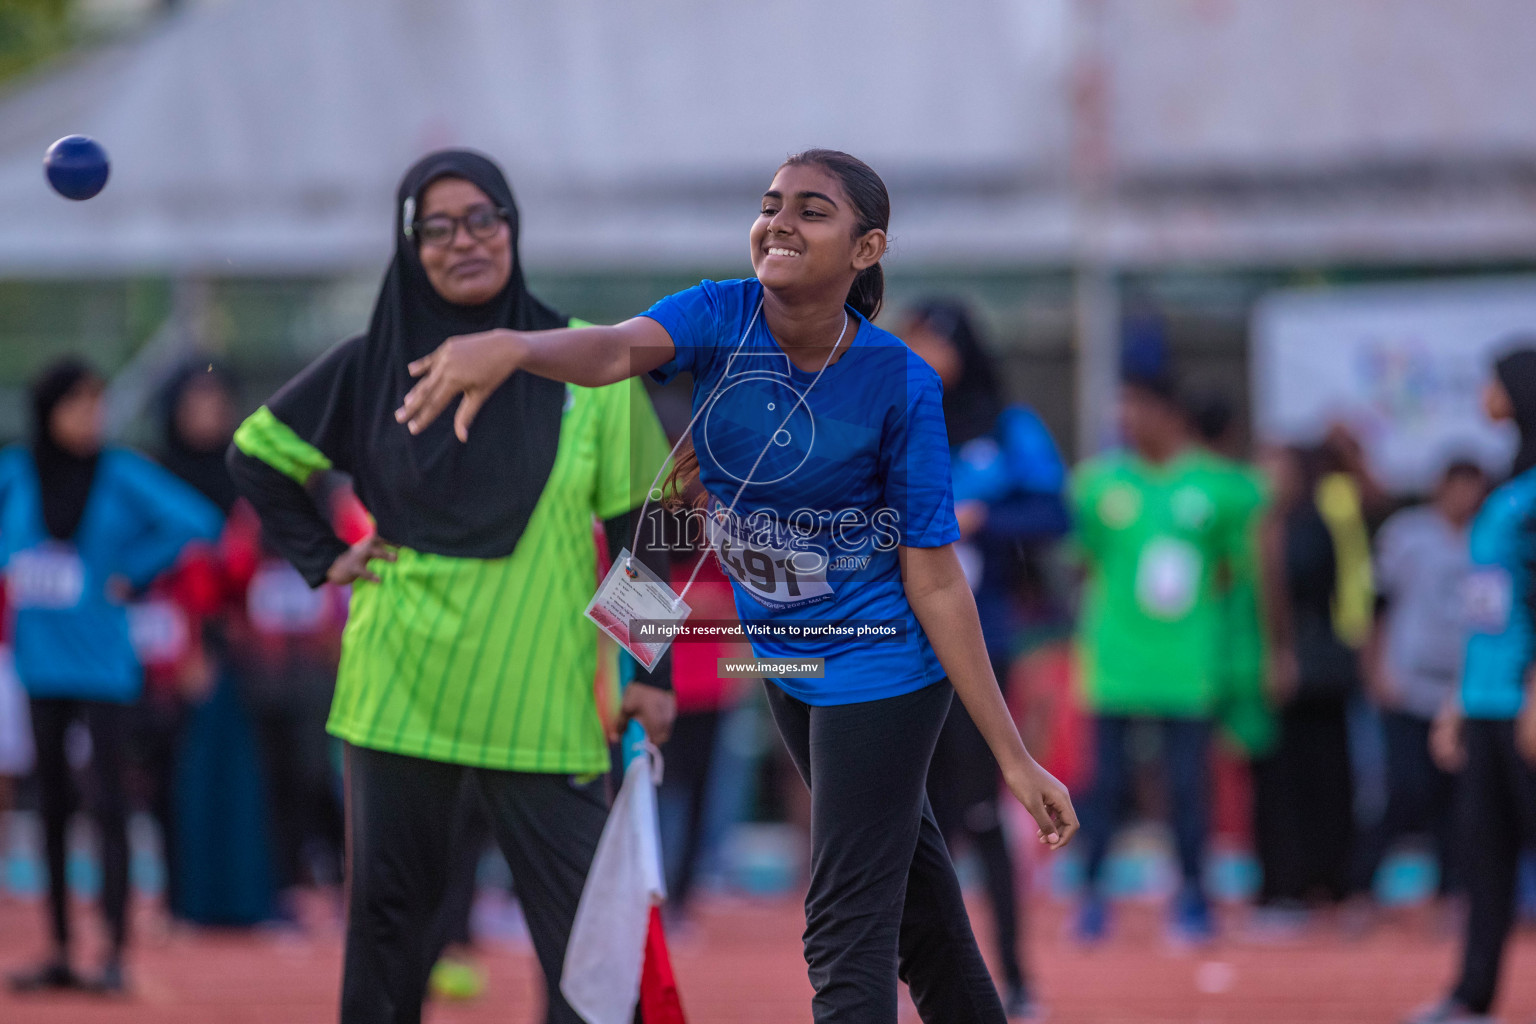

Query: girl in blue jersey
[399,148,1077,1023]
[1,359,222,994]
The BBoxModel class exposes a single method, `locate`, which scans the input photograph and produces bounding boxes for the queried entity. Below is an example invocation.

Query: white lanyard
[627,297,851,608]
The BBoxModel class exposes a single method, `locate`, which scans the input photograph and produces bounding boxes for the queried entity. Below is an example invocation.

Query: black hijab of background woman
[31,359,104,541]
[159,360,241,515]
[1496,348,1536,479]
[324,149,568,558]
[905,298,1004,448]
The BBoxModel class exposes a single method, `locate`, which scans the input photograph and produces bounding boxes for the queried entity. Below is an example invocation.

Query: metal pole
[1070,0,1119,459]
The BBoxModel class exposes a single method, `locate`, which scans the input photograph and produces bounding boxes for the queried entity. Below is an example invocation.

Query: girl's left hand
[1004,759,1078,849]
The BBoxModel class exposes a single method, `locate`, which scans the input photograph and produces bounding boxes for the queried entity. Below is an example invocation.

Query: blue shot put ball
[44,135,110,200]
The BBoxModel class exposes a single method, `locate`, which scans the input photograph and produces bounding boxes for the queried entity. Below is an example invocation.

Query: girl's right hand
[1003,758,1079,850]
[397,328,524,441]
[326,534,398,586]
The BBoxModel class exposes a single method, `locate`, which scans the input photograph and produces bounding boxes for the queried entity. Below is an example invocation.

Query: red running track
[2,892,1534,1023]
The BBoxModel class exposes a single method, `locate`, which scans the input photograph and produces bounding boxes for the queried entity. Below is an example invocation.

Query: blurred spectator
[1350,459,1486,911]
[149,362,348,926]
[131,360,264,926]
[1070,369,1256,945]
[0,358,221,994]
[903,299,1069,1015]
[1252,445,1368,919]
[1185,391,1275,762]
[1410,348,1536,1024]
[0,585,32,809]
[1322,423,1393,530]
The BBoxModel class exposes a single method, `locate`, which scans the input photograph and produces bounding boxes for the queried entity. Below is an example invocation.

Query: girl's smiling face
[751,163,883,302]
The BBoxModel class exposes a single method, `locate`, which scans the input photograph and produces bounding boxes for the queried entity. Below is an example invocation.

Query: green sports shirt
[232,333,671,773]
[1070,450,1265,719]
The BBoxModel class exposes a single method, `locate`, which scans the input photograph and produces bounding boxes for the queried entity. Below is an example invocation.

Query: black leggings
[1254,700,1354,905]
[340,745,607,1024]
[765,680,1005,1024]
[28,697,131,958]
[1451,718,1536,1015]
[1350,710,1457,896]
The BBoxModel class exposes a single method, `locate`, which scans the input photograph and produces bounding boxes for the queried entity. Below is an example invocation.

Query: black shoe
[84,960,127,996]
[1402,998,1494,1024]
[1005,982,1043,1020]
[8,958,80,993]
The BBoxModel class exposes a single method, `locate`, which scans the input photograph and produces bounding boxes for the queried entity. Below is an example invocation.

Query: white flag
[561,744,666,1024]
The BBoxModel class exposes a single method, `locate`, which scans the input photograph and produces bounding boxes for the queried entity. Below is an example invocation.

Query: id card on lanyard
[586,550,691,671]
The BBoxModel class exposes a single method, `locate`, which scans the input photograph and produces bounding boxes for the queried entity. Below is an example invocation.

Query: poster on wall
[1252,276,1536,494]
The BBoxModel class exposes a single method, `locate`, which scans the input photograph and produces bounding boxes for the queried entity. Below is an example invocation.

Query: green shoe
[429,957,486,1002]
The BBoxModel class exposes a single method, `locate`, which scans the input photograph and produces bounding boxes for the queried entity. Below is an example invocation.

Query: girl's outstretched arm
[397,317,676,441]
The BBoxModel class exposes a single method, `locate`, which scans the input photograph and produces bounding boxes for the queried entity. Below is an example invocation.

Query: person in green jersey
[1070,370,1258,945]
[226,150,675,1024]
[1186,391,1274,760]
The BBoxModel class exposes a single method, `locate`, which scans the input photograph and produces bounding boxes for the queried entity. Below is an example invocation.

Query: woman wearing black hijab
[160,362,242,514]
[1,358,221,993]
[227,150,674,1024]
[1409,346,1536,1024]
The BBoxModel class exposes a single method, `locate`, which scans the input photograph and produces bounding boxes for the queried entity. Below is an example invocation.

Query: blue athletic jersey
[644,278,959,705]
[0,446,222,702]
[1460,467,1536,720]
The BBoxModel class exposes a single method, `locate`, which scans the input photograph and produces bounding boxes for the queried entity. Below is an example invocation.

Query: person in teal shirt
[3,358,222,994]
[1410,347,1536,1024]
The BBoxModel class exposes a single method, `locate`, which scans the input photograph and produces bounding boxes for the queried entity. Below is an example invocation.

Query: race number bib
[706,510,833,610]
[5,545,86,610]
[1463,567,1513,635]
[248,560,333,635]
[1135,537,1202,621]
[128,600,191,666]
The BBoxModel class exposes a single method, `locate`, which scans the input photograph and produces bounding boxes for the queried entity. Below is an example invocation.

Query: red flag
[639,906,687,1024]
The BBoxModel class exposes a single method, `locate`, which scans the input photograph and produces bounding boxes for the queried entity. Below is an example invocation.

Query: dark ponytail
[782,149,889,321]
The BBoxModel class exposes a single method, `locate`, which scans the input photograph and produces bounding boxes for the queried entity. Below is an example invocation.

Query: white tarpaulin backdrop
[1252,277,1536,492]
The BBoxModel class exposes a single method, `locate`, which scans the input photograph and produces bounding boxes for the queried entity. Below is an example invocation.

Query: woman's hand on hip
[326,534,398,586]
[1004,758,1079,850]
[612,682,676,746]
[397,328,524,441]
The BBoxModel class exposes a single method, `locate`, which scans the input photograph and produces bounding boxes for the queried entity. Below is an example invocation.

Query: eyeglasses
[409,205,508,248]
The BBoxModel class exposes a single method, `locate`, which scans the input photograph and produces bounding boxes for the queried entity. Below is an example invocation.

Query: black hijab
[908,299,1004,448]
[346,149,569,558]
[159,360,240,515]
[1496,346,1536,478]
[31,358,103,541]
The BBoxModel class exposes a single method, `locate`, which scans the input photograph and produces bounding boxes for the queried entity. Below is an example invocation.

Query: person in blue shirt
[1,358,222,995]
[903,298,1069,1019]
[397,148,1077,1024]
[1410,347,1536,1024]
